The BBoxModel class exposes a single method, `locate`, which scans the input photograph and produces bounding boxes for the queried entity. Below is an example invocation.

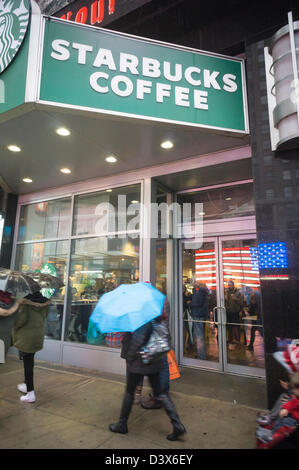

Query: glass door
[179,238,223,371]
[179,235,265,377]
[219,235,265,377]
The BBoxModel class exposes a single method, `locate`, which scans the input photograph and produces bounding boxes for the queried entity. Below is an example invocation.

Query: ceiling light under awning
[8,145,21,152]
[161,140,174,149]
[56,127,71,136]
[105,155,118,163]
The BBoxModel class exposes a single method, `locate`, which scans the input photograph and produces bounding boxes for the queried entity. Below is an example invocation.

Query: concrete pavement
[0,355,267,449]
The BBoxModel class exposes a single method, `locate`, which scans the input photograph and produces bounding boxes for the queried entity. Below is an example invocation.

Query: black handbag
[140,320,171,364]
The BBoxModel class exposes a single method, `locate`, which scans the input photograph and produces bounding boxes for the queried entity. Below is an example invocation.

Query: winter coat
[225,288,245,313]
[12,297,51,353]
[121,320,164,375]
[282,396,299,421]
[190,285,209,319]
[0,299,20,357]
[248,292,262,323]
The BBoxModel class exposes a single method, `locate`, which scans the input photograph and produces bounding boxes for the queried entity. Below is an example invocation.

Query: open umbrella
[25,272,64,290]
[90,282,165,333]
[0,268,40,298]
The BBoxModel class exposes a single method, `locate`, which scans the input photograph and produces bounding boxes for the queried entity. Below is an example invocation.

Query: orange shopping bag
[167,349,180,380]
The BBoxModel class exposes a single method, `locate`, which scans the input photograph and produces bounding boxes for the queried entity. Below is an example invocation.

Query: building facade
[1,0,299,409]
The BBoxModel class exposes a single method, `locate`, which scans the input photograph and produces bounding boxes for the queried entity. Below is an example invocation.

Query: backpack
[140,320,171,364]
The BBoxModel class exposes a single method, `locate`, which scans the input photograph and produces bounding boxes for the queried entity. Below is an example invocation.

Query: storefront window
[18,198,72,241]
[15,183,141,348]
[15,240,68,340]
[155,239,167,295]
[177,183,255,222]
[64,236,140,346]
[73,184,141,236]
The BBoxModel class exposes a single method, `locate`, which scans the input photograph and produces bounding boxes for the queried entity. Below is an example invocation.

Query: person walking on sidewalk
[140,297,171,409]
[12,291,51,403]
[109,315,186,441]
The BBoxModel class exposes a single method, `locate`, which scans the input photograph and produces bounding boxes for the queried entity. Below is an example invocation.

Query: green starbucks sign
[0,0,30,74]
[0,10,249,135]
[40,19,248,133]
[38,262,57,299]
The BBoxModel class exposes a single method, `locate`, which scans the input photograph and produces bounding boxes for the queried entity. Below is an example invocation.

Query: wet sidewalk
[0,355,267,449]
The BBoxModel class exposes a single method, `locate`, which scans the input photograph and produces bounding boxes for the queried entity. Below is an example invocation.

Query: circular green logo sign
[0,0,30,74]
[39,263,57,299]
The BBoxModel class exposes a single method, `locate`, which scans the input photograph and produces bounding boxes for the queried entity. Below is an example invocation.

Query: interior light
[60,168,71,174]
[161,140,174,149]
[225,197,232,201]
[56,128,71,136]
[22,178,33,183]
[7,145,21,152]
[131,200,139,204]
[105,155,118,163]
[106,189,112,192]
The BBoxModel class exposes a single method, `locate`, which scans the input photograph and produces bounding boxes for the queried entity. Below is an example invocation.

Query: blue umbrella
[90,282,165,333]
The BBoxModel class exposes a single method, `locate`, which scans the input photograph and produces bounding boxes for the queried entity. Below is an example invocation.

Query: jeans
[126,372,161,398]
[192,320,206,360]
[160,354,170,394]
[128,354,170,395]
[272,416,297,434]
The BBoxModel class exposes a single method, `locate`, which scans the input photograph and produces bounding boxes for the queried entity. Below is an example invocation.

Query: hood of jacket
[0,299,20,317]
[20,298,51,308]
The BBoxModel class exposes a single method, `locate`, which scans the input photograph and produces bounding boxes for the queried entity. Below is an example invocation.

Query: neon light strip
[223,275,260,281]
[195,263,216,267]
[223,269,259,274]
[223,250,251,254]
[260,276,289,280]
[223,262,254,266]
[195,271,216,275]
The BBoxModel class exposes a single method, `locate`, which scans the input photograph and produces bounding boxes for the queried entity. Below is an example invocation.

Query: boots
[134,385,143,405]
[109,392,134,434]
[141,393,162,409]
[158,394,186,441]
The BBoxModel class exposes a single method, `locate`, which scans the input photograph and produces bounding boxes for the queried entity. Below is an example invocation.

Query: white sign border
[36,15,250,135]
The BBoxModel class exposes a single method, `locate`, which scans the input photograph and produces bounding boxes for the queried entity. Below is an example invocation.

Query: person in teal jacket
[12,291,51,403]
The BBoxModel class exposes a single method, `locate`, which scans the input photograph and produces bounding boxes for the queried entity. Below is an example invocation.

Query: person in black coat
[247,291,264,351]
[189,281,209,359]
[109,318,186,441]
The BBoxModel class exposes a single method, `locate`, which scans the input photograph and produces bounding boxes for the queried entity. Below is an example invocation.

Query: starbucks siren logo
[38,263,57,299]
[0,0,30,74]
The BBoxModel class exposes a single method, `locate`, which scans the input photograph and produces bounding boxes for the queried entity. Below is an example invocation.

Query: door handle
[212,306,225,325]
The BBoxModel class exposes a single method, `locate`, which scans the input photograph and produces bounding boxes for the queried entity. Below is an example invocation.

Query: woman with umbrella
[90,282,186,441]
[110,319,186,441]
[11,271,64,403]
[113,319,186,441]
[0,268,40,363]
[13,291,51,403]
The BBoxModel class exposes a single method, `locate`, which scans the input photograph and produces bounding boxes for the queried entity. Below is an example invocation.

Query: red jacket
[282,396,299,420]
